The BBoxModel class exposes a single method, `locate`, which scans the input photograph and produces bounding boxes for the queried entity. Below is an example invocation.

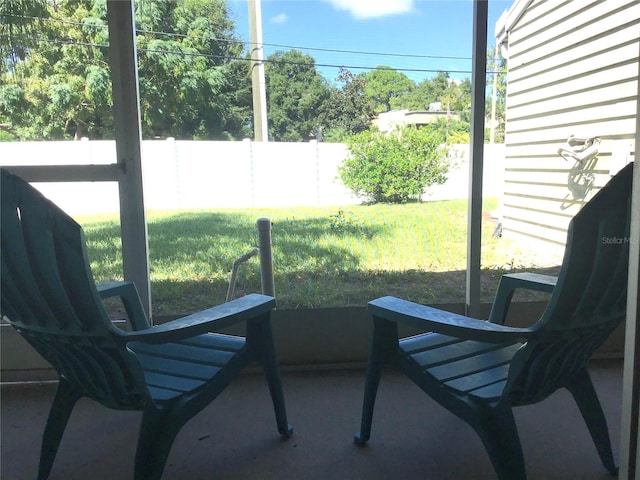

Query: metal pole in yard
[257,218,275,297]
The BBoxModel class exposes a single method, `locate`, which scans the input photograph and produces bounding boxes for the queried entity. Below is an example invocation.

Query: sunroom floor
[1,361,623,480]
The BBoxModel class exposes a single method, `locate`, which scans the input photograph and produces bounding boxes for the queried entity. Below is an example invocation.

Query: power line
[3,34,485,75]
[3,11,504,78]
[247,41,474,61]
[8,13,492,63]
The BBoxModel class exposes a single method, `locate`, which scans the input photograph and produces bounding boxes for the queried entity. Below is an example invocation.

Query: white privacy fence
[0,139,505,215]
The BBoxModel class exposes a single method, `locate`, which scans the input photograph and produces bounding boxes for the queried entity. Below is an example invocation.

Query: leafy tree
[264,49,330,142]
[390,78,438,111]
[486,45,507,143]
[431,71,451,99]
[218,56,253,140]
[136,0,248,139]
[390,71,471,123]
[427,117,471,144]
[442,78,471,116]
[340,125,450,203]
[0,0,48,72]
[0,0,249,140]
[1,0,112,140]
[362,66,415,113]
[318,67,375,142]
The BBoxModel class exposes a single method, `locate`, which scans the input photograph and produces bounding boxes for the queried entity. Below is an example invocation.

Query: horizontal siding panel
[503,206,573,231]
[507,64,639,109]
[502,229,568,248]
[510,0,638,57]
[504,163,628,189]
[505,140,635,161]
[501,215,569,245]
[504,163,581,174]
[503,182,589,200]
[502,195,582,217]
[508,42,639,94]
[505,118,638,146]
[504,182,608,207]
[509,21,640,84]
[510,0,596,46]
[505,145,577,159]
[504,162,585,174]
[506,81,638,120]
[504,169,611,188]
[504,169,575,184]
[503,193,580,212]
[502,173,621,213]
[504,153,563,163]
[509,0,561,35]
[505,100,638,134]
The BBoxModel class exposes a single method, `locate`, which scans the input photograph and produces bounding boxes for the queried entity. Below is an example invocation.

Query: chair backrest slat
[1,198,61,329]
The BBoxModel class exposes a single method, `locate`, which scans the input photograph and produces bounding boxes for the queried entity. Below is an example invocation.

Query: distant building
[372,109,460,133]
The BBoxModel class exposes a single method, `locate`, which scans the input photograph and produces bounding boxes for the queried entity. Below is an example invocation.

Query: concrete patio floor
[1,361,623,480]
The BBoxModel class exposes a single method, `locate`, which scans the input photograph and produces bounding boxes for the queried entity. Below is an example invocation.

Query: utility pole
[248,0,268,142]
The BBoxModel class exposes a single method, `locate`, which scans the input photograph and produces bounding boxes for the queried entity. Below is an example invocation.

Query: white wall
[499,0,639,245]
[0,139,505,215]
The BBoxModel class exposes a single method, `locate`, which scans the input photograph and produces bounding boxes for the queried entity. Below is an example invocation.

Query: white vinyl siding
[499,0,639,245]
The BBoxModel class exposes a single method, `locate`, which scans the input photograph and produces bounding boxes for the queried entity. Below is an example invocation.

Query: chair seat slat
[443,364,510,394]
[399,333,460,353]
[145,385,188,401]
[129,336,240,367]
[135,352,222,381]
[403,332,507,368]
[423,344,522,381]
[467,381,508,401]
[143,371,207,396]
[179,332,246,351]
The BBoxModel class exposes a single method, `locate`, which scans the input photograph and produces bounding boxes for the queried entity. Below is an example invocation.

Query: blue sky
[227,0,514,84]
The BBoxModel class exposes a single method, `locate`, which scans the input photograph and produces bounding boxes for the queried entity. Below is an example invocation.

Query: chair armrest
[368,296,535,344]
[118,294,276,344]
[97,281,151,331]
[487,273,557,325]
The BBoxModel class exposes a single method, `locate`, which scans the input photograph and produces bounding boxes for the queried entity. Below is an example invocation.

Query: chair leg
[474,405,526,480]
[247,313,293,436]
[566,368,618,475]
[354,317,396,445]
[134,407,183,480]
[38,378,81,480]
[260,335,293,436]
[353,352,384,445]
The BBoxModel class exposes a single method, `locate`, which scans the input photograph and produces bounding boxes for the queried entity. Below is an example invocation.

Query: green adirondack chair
[1,168,292,480]
[354,162,634,479]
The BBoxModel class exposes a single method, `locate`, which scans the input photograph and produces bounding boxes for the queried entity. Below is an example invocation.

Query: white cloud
[270,13,288,24]
[324,0,415,19]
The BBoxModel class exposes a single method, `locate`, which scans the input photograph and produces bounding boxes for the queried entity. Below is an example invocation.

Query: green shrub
[339,125,450,203]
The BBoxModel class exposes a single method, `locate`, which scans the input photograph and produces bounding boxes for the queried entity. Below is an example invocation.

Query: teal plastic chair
[355,162,633,479]
[1,169,292,480]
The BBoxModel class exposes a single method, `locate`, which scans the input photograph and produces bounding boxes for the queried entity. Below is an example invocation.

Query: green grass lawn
[78,199,560,314]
